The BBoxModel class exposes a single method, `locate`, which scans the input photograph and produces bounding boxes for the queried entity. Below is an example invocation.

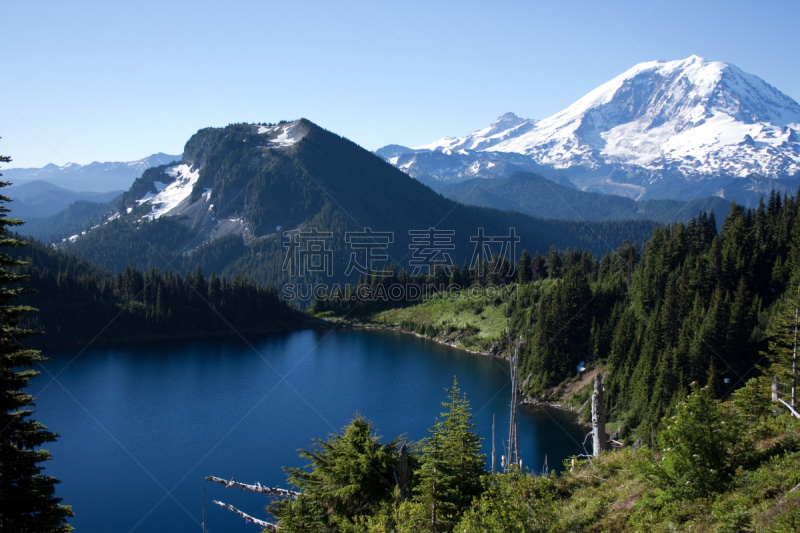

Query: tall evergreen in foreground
[0,156,73,532]
[412,378,485,532]
[271,415,406,532]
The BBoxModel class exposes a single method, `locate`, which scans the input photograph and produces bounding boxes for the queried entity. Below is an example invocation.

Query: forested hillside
[440,171,731,224]
[507,190,797,442]
[61,121,661,288]
[10,236,302,346]
[24,199,117,243]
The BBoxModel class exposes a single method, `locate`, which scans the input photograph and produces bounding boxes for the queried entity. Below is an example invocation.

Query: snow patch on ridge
[139,164,200,220]
[257,121,306,147]
[415,113,537,153]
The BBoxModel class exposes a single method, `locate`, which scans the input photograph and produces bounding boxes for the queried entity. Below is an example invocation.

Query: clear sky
[2,0,800,168]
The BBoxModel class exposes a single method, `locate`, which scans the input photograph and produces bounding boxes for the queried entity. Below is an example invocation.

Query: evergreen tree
[439,378,484,510]
[0,165,73,531]
[516,249,532,284]
[546,245,562,278]
[413,417,457,533]
[658,384,738,497]
[531,251,547,281]
[272,415,404,532]
[412,378,485,532]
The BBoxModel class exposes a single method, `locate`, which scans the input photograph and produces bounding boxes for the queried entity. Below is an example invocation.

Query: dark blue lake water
[33,328,586,532]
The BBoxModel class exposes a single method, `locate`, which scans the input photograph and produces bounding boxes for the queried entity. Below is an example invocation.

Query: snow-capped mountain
[374,113,547,188]
[128,122,307,224]
[96,121,312,250]
[379,56,800,199]
[416,112,538,153]
[1,152,182,193]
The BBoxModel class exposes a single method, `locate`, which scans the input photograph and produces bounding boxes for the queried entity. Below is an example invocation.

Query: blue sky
[2,0,800,168]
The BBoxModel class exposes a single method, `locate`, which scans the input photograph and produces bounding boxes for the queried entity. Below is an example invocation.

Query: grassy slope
[338,289,512,353]
[525,435,800,532]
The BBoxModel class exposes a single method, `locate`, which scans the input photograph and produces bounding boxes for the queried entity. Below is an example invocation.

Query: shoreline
[352,323,502,359]
[521,397,582,414]
[351,322,588,417]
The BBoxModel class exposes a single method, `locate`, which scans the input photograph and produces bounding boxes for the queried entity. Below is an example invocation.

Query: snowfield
[139,164,200,220]
[400,56,800,181]
[257,121,306,147]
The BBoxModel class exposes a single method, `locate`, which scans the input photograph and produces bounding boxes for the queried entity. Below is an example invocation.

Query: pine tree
[516,250,532,284]
[546,245,562,278]
[413,378,485,532]
[413,417,457,533]
[0,161,73,531]
[531,251,547,281]
[272,415,403,531]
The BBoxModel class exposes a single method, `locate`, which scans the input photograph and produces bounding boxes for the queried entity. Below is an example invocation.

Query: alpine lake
[33,328,586,532]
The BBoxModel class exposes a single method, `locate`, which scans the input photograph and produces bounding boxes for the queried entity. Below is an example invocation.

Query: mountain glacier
[378,56,800,199]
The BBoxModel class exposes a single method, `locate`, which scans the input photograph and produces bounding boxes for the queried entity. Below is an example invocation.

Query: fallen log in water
[206,475,300,499]
[213,500,279,531]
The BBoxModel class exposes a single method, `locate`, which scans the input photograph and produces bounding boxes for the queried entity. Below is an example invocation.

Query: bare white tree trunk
[592,372,606,457]
[793,299,798,408]
[212,500,279,530]
[773,375,800,418]
[205,476,299,499]
[508,338,520,468]
[491,414,496,474]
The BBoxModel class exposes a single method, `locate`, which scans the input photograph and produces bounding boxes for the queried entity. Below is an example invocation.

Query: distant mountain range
[22,199,117,243]
[377,56,800,201]
[7,180,121,220]
[440,172,730,226]
[59,120,662,285]
[2,152,181,193]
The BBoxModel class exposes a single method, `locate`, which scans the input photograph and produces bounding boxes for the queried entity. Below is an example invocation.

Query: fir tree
[531,251,547,281]
[546,245,562,278]
[413,416,457,532]
[0,161,73,531]
[516,249,532,284]
[272,415,404,531]
[412,378,485,532]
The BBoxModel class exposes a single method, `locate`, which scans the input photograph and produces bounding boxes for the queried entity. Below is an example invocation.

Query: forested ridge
[440,171,732,224]
[504,190,797,444]
[61,120,662,288]
[9,235,303,346]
